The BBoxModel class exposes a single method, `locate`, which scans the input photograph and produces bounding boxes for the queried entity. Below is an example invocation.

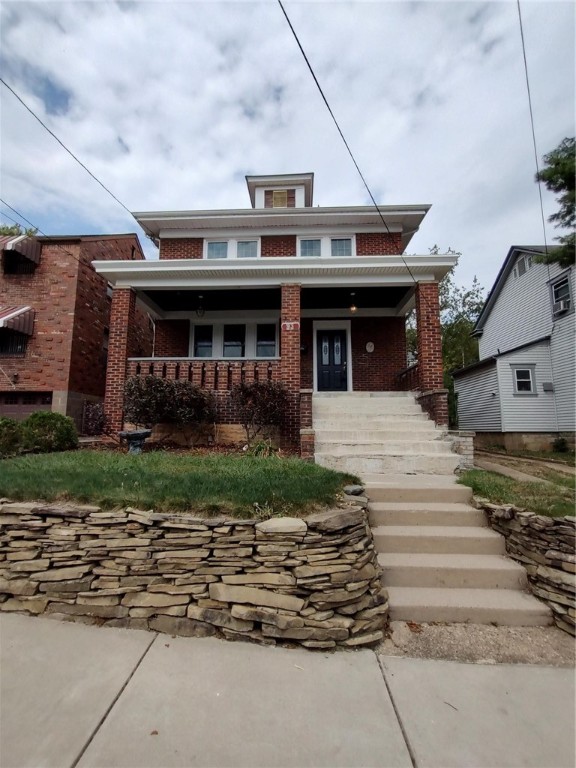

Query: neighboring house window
[192,323,278,358]
[513,253,533,278]
[206,241,228,259]
[551,273,572,316]
[511,365,536,395]
[298,236,356,258]
[0,330,27,356]
[203,239,260,259]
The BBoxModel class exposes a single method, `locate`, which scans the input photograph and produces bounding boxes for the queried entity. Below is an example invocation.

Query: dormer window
[264,189,296,208]
[273,190,288,208]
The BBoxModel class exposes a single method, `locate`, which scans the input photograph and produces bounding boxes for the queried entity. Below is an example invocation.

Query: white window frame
[203,238,261,260]
[297,235,356,258]
[190,320,279,359]
[513,253,533,278]
[550,271,572,316]
[511,364,537,396]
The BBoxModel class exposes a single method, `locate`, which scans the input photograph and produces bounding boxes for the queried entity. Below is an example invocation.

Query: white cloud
[0,0,574,290]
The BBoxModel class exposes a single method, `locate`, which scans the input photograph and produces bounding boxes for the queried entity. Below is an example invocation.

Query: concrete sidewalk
[1,614,574,768]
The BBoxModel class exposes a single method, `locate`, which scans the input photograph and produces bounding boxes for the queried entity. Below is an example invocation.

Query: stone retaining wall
[0,498,387,649]
[479,501,575,635]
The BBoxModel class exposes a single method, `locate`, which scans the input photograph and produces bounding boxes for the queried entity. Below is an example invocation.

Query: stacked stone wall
[480,501,575,635]
[0,499,387,649]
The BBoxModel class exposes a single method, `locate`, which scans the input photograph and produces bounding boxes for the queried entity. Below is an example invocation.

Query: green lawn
[458,469,575,518]
[0,450,356,518]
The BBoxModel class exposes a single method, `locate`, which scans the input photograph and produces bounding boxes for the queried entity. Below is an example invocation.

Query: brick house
[0,233,153,428]
[93,173,457,454]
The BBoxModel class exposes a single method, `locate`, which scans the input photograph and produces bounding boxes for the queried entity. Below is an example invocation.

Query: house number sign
[281,321,300,331]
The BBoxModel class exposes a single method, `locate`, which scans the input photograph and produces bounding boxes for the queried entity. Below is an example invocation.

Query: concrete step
[314,392,416,398]
[316,452,460,475]
[313,401,424,415]
[373,525,505,555]
[363,476,473,504]
[369,501,486,527]
[386,587,553,625]
[377,553,528,589]
[315,440,452,455]
[312,413,432,428]
[313,428,443,442]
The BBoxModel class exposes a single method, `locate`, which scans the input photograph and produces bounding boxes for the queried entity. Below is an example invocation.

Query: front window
[256,324,276,357]
[331,238,352,257]
[512,366,535,394]
[194,325,213,357]
[237,240,258,258]
[300,239,322,258]
[206,241,228,259]
[223,325,246,357]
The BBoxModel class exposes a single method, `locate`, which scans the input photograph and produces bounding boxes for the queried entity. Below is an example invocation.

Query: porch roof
[93,254,457,291]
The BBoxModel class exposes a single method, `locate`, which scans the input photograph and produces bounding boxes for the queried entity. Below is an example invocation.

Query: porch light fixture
[349,292,358,314]
[196,295,205,318]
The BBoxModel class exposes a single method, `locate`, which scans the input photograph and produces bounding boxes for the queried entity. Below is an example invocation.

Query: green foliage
[535,136,575,268]
[552,436,569,453]
[0,418,22,459]
[231,381,289,443]
[83,402,106,436]
[123,376,215,430]
[21,412,78,454]
[0,223,37,237]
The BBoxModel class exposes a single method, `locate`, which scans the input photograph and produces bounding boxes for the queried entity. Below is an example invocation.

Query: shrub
[21,412,78,454]
[0,417,22,459]
[124,376,172,428]
[123,377,215,442]
[83,402,106,436]
[231,381,289,444]
[552,436,569,453]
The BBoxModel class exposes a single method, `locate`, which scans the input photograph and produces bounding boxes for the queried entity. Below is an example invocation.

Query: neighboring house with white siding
[453,246,575,450]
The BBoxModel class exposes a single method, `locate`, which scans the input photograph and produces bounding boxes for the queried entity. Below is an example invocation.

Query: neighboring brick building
[0,233,153,428]
[93,173,456,451]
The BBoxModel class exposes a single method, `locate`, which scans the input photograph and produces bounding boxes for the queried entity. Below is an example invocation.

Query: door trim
[313,320,352,392]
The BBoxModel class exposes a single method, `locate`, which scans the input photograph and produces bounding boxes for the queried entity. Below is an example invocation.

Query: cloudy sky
[1,0,574,293]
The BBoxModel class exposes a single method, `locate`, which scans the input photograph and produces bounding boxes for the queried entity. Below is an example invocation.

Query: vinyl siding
[497,340,557,432]
[479,260,567,359]
[454,364,501,431]
[550,311,576,431]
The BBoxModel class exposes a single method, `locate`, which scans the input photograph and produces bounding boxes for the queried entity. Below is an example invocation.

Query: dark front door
[317,330,347,391]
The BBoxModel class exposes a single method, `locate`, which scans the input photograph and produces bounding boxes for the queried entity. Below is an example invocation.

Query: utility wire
[0,77,156,242]
[277,0,432,294]
[516,0,549,257]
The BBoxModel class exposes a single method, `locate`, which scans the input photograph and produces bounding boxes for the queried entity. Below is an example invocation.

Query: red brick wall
[351,317,406,390]
[261,236,297,258]
[160,239,203,260]
[280,284,301,448]
[0,241,80,395]
[104,288,138,431]
[68,238,152,398]
[416,282,443,392]
[154,320,190,356]
[300,318,314,388]
[356,232,402,255]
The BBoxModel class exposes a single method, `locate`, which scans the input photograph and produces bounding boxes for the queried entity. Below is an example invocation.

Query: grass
[458,469,575,518]
[480,446,575,466]
[0,450,356,518]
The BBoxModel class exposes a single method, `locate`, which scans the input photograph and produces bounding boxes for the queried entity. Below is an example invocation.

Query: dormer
[246,173,314,209]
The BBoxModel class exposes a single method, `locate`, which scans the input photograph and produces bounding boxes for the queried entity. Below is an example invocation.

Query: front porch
[96,256,452,454]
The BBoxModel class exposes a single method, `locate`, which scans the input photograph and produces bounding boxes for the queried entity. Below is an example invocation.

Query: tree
[535,136,575,268]
[0,223,37,237]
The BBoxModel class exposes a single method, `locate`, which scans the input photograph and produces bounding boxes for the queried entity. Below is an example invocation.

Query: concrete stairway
[313,393,459,476]
[367,475,552,625]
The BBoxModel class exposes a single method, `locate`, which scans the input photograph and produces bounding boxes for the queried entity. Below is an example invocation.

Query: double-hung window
[237,240,258,258]
[300,239,322,258]
[192,322,278,358]
[298,236,354,258]
[551,273,572,315]
[330,238,352,257]
[206,241,228,259]
[511,365,536,395]
[204,239,259,259]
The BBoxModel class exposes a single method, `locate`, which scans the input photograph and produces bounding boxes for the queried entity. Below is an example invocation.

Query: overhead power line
[516,0,549,257]
[0,77,156,242]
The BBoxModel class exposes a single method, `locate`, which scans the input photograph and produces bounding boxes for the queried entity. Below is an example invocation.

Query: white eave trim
[93,255,457,290]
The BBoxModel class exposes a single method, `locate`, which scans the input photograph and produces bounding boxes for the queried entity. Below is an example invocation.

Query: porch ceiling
[142,286,411,313]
